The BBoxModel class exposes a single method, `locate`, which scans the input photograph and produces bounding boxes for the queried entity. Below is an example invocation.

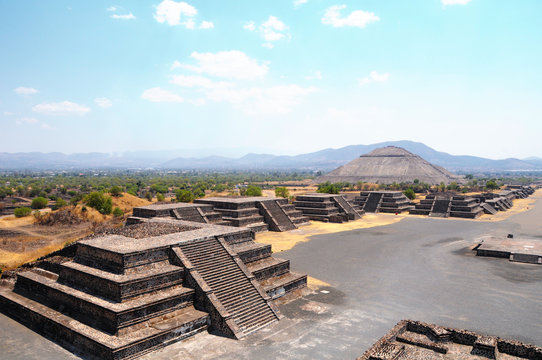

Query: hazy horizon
[2,1,541,159]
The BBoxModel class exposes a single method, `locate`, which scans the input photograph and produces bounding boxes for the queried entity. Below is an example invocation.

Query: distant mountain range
[1,141,541,172]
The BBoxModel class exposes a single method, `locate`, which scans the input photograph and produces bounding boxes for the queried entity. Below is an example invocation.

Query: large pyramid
[316,146,463,185]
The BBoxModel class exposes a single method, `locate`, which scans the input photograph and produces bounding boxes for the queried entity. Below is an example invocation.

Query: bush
[14,207,32,217]
[31,197,49,209]
[112,207,124,217]
[156,193,165,202]
[403,188,416,200]
[85,192,113,215]
[52,197,67,210]
[145,192,153,201]
[275,186,289,198]
[176,189,194,203]
[485,180,499,190]
[245,185,262,197]
[110,186,123,197]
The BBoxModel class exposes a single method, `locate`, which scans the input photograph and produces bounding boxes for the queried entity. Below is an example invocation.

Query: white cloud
[15,117,51,129]
[141,87,184,103]
[359,71,391,85]
[294,0,308,7]
[206,84,317,114]
[442,0,472,5]
[110,13,136,20]
[243,21,256,31]
[154,0,211,29]
[322,5,379,28]
[107,6,117,11]
[305,71,323,80]
[15,117,39,125]
[14,87,39,95]
[94,97,113,108]
[172,50,269,80]
[244,16,290,47]
[170,75,233,89]
[199,20,214,29]
[32,101,91,116]
[3,111,14,116]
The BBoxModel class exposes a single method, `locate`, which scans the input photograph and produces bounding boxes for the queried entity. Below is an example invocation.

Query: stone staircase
[360,192,383,213]
[355,191,411,213]
[0,235,209,360]
[429,199,451,218]
[332,195,363,220]
[257,199,297,232]
[409,195,435,216]
[480,202,498,215]
[175,238,280,337]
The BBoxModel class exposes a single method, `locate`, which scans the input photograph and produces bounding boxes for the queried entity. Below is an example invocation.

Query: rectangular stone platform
[475,236,542,264]
[355,191,411,214]
[358,320,542,359]
[293,193,363,223]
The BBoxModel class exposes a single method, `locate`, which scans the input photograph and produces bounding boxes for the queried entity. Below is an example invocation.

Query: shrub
[112,207,124,217]
[176,189,194,203]
[52,197,67,210]
[145,191,153,201]
[245,185,262,197]
[275,187,289,198]
[31,197,49,209]
[110,186,124,197]
[156,193,165,202]
[485,180,499,190]
[85,192,113,215]
[14,207,32,217]
[403,188,416,200]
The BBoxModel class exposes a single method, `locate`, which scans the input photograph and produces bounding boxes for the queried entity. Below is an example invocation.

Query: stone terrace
[0,219,307,359]
[358,320,542,360]
[475,236,542,264]
[354,191,411,214]
[195,197,308,232]
[293,193,363,223]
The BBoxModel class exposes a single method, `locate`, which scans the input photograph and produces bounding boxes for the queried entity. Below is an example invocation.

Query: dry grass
[111,192,151,213]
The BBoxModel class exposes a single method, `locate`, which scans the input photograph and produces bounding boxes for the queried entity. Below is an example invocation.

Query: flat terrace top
[361,191,403,194]
[134,203,211,210]
[297,193,336,198]
[78,220,245,254]
[477,236,542,256]
[359,320,541,360]
[196,196,281,203]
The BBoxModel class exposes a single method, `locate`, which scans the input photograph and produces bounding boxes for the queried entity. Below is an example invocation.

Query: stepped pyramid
[316,146,462,185]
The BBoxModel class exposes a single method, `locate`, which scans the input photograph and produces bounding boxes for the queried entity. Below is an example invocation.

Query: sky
[1,0,541,159]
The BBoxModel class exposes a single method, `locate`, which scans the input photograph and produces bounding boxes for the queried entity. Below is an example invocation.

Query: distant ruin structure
[359,320,542,359]
[316,146,462,185]
[354,191,412,213]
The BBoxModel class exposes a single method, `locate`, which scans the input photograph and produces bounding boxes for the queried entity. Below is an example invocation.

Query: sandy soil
[111,192,151,213]
[255,213,407,253]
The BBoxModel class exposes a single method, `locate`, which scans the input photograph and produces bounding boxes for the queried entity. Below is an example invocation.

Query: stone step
[75,238,171,274]
[0,287,209,360]
[247,257,290,281]
[232,242,272,264]
[14,269,196,335]
[246,222,269,233]
[58,261,184,302]
[260,272,308,299]
[221,215,265,227]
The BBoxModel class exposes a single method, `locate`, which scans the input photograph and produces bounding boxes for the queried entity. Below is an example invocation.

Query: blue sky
[1,0,541,159]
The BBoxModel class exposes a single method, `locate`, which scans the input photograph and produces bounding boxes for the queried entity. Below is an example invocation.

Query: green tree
[485,180,499,190]
[110,186,124,197]
[14,207,32,217]
[145,191,153,201]
[31,197,48,209]
[85,192,113,215]
[317,182,340,194]
[403,188,416,200]
[176,189,195,203]
[52,197,67,210]
[275,186,289,198]
[156,193,165,202]
[245,185,262,196]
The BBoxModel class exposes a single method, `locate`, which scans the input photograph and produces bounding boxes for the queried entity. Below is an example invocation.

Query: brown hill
[316,146,463,185]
